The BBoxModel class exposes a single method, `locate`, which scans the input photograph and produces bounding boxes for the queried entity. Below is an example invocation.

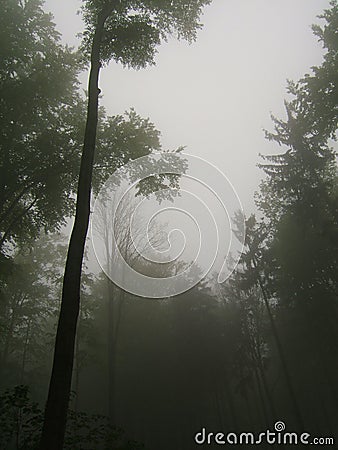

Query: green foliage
[247,1,338,430]
[0,2,177,254]
[257,1,338,230]
[0,0,85,251]
[0,232,110,392]
[0,385,43,450]
[256,1,338,301]
[217,3,338,433]
[0,233,68,388]
[93,108,162,192]
[0,385,145,450]
[81,0,212,67]
[3,1,338,447]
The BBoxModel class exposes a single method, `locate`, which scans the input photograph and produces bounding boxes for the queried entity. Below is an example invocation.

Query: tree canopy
[1,1,338,449]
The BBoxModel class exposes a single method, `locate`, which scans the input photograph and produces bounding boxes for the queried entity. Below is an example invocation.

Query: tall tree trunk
[108,284,124,426]
[252,256,304,429]
[242,385,254,427]
[255,340,277,420]
[107,281,116,425]
[20,319,31,384]
[106,218,127,427]
[213,386,224,429]
[39,9,111,449]
[1,307,16,367]
[1,294,22,368]
[223,373,238,430]
[73,320,81,414]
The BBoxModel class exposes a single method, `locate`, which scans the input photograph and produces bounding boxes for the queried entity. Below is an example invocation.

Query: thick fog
[45,0,329,212]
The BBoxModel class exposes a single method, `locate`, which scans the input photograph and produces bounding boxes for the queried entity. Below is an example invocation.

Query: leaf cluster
[80,0,212,67]
[0,385,145,450]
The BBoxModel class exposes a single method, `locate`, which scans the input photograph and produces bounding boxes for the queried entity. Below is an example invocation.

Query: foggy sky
[42,0,332,283]
[45,0,330,213]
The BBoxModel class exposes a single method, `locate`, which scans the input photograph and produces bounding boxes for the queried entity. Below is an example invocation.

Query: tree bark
[39,8,112,449]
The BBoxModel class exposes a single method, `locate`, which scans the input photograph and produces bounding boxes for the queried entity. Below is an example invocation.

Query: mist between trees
[0,0,337,449]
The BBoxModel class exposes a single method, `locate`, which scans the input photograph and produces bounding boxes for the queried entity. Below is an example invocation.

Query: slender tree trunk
[1,308,16,367]
[73,323,81,414]
[108,285,124,426]
[242,386,254,426]
[20,319,31,384]
[106,218,127,427]
[0,141,10,213]
[223,373,238,430]
[107,281,116,425]
[250,345,268,425]
[255,341,277,420]
[1,294,22,367]
[105,225,119,427]
[253,365,274,432]
[252,256,304,429]
[213,387,224,429]
[39,9,111,449]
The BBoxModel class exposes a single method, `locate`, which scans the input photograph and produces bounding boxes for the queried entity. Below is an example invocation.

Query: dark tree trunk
[252,256,304,430]
[253,365,270,430]
[73,322,81,414]
[223,372,238,430]
[20,319,31,384]
[107,281,116,425]
[108,284,124,427]
[213,386,224,429]
[1,307,16,367]
[1,294,22,368]
[256,343,277,420]
[39,9,111,449]
[105,222,127,427]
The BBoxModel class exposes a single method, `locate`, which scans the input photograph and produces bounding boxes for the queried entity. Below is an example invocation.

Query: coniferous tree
[255,0,338,433]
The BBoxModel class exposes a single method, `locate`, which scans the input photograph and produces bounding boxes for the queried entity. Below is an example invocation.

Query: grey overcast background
[45,0,330,212]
